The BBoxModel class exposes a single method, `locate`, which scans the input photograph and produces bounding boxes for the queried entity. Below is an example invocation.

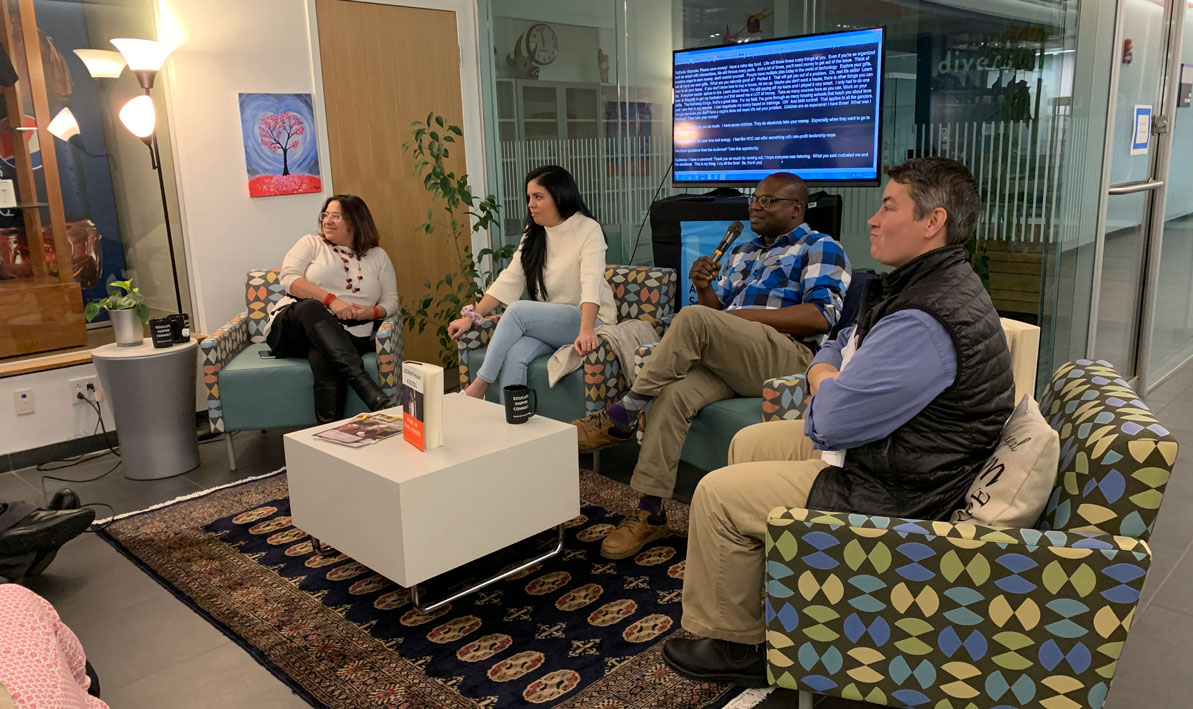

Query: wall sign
[1131,105,1152,156]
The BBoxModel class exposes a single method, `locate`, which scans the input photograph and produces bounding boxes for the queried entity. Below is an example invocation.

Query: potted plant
[84,279,150,347]
[402,112,515,366]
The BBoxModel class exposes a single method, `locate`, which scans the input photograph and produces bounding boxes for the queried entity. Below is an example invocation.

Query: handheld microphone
[711,220,744,263]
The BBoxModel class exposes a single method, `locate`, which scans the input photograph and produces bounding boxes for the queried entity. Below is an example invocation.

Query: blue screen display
[672,28,884,185]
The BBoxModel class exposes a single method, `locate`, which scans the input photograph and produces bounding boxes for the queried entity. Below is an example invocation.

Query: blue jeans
[475,300,600,401]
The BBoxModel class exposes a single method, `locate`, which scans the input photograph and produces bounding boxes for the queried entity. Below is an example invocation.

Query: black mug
[503,385,537,424]
[169,313,190,343]
[148,317,174,348]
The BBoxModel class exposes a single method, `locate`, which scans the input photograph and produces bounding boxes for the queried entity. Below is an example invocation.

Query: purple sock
[607,403,633,428]
[638,495,666,519]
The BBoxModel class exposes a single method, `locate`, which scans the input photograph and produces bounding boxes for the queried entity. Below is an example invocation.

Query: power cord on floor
[34,384,120,509]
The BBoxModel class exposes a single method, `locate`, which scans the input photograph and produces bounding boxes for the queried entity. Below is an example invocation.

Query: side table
[92,338,200,480]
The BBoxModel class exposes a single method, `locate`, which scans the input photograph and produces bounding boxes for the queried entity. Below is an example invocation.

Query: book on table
[401,361,444,451]
[313,413,403,448]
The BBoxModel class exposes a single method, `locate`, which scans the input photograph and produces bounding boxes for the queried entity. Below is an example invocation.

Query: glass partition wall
[478,0,1104,392]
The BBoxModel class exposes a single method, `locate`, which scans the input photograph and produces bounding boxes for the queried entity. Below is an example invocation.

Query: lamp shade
[110,38,170,72]
[119,95,155,138]
[48,108,80,141]
[73,49,125,79]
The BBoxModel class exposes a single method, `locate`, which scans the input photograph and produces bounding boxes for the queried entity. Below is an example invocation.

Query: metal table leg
[411,523,566,613]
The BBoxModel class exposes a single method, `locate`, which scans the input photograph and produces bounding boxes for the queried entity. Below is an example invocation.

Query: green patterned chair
[764,360,1176,709]
[456,264,676,423]
[200,270,402,470]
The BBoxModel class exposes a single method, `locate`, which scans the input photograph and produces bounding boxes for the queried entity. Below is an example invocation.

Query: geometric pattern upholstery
[764,360,1176,708]
[762,373,809,422]
[457,265,676,416]
[200,269,403,433]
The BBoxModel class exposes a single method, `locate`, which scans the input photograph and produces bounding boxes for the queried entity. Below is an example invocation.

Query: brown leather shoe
[571,409,635,454]
[600,510,668,559]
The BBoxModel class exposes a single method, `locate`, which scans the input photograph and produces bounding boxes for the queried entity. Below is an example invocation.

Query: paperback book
[402,361,444,450]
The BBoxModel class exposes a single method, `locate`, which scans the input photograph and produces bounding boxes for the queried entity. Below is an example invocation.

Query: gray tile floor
[4,367,1192,708]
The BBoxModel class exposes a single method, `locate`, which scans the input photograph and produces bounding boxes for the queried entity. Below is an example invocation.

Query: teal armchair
[456,265,676,423]
[764,360,1175,708]
[200,270,402,470]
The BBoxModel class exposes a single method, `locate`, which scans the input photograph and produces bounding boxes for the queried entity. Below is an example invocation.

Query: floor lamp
[75,40,183,315]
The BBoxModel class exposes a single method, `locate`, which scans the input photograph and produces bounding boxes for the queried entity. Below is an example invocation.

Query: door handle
[1108,180,1165,195]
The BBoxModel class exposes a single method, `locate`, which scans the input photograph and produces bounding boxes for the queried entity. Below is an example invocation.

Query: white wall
[0,366,115,456]
[157,0,333,335]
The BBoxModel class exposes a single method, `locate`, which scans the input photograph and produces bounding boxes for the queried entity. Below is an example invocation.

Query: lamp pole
[142,130,183,314]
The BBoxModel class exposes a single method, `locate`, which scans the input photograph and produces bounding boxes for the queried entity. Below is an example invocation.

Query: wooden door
[317,0,466,364]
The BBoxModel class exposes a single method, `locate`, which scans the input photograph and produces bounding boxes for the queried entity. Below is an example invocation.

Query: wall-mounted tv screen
[672,27,885,185]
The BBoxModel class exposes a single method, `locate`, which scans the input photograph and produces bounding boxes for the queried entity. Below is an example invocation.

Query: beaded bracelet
[461,304,485,327]
[322,292,336,307]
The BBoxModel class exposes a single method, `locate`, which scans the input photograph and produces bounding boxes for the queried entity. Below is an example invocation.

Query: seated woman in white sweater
[448,165,616,401]
[264,195,398,422]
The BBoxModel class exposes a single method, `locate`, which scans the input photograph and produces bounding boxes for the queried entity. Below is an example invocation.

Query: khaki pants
[681,420,828,644]
[630,305,813,498]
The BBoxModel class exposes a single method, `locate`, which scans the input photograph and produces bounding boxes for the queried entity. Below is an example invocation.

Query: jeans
[475,300,600,401]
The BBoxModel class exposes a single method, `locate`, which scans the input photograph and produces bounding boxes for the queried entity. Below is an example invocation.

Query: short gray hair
[885,157,980,245]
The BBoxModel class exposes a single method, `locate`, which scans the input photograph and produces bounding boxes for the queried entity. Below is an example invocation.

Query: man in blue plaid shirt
[572,172,851,560]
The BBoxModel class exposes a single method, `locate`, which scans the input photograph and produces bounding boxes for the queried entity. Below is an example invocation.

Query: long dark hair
[521,165,595,301]
[318,194,380,257]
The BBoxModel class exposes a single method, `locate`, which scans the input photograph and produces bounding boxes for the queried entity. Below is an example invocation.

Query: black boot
[309,320,393,411]
[313,381,345,423]
[661,637,767,688]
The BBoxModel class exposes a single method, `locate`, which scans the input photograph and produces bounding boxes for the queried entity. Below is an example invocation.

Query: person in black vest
[661,156,1014,687]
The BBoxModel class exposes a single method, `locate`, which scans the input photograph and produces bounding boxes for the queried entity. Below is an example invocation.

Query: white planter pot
[109,308,144,347]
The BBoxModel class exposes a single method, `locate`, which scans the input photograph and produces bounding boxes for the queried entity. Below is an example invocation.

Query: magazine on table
[314,413,403,448]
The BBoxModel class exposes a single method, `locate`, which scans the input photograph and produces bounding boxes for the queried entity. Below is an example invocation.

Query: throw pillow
[951,395,1060,527]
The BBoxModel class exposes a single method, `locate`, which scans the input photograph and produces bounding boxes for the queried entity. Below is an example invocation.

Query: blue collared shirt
[804,310,958,451]
[714,223,851,331]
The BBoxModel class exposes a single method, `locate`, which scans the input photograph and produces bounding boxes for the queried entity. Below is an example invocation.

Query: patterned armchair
[456,265,675,422]
[200,270,402,470]
[765,360,1176,708]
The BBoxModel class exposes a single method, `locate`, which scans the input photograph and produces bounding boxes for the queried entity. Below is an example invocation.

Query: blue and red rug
[98,469,749,708]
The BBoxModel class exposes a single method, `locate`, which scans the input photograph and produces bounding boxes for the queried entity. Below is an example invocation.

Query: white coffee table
[285,393,578,611]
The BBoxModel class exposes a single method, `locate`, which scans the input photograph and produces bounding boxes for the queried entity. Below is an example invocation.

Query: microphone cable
[627,159,674,265]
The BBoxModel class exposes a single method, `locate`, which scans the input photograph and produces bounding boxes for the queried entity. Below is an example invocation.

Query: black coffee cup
[169,313,190,343]
[149,318,174,348]
[503,385,537,424]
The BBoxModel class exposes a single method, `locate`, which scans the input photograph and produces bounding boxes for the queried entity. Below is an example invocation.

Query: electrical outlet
[13,388,34,415]
[69,376,98,405]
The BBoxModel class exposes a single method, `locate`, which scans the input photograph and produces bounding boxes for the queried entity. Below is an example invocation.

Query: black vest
[805,245,1015,520]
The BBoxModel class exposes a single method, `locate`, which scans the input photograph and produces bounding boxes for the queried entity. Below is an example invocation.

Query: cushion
[950,395,1060,527]
[218,343,378,430]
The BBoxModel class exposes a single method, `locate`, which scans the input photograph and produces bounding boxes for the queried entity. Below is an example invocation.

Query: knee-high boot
[309,320,393,411]
[313,381,346,423]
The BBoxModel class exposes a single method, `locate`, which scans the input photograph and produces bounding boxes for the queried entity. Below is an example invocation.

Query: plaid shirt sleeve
[800,236,851,330]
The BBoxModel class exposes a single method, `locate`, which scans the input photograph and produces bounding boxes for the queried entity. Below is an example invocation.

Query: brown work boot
[571,408,636,453]
[600,510,668,559]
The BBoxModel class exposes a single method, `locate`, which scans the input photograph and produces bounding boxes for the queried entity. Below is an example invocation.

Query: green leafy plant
[402,112,515,366]
[83,279,150,323]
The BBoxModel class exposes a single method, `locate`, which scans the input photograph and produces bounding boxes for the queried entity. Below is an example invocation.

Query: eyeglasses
[748,194,803,209]
[319,212,344,223]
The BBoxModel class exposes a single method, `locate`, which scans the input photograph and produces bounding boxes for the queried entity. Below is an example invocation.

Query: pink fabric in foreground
[0,585,107,709]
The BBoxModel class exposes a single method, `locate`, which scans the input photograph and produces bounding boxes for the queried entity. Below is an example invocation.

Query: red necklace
[324,239,362,293]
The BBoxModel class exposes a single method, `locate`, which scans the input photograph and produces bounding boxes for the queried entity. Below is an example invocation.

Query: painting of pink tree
[238,93,323,198]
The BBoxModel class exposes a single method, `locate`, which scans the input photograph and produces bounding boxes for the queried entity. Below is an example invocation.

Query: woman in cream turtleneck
[448,165,616,402]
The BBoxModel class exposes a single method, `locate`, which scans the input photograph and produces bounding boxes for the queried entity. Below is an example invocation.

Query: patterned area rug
[98,469,747,708]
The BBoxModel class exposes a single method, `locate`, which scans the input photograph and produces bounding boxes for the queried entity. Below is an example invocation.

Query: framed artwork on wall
[237,93,322,198]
